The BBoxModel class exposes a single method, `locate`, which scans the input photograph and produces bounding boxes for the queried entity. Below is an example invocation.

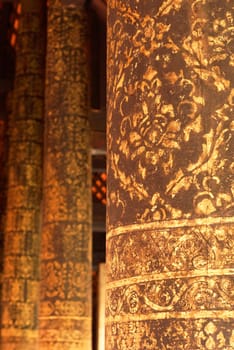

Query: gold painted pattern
[107,0,234,228]
[1,1,45,349]
[107,222,234,281]
[39,1,92,349]
[106,319,234,350]
[107,0,234,348]
[0,120,6,307]
[107,216,234,238]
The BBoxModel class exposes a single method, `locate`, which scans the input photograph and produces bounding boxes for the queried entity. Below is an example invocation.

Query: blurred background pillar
[39,1,92,349]
[0,114,7,315]
[106,0,234,349]
[1,0,46,349]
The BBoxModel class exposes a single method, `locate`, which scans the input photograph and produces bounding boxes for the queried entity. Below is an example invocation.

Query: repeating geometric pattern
[39,1,92,349]
[1,2,46,349]
[107,0,234,348]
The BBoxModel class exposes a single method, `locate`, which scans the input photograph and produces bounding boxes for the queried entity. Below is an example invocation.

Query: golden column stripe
[0,119,6,301]
[107,216,234,239]
[39,1,92,349]
[1,0,46,349]
[106,0,234,349]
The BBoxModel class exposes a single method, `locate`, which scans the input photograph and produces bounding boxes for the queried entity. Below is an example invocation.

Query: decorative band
[107,216,234,239]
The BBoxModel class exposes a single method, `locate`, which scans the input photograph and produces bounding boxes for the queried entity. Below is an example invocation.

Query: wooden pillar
[1,0,45,349]
[39,1,92,349]
[0,117,6,305]
[106,0,234,349]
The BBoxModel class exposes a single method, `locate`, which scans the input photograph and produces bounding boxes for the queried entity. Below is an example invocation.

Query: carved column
[1,0,45,349]
[39,1,92,349]
[0,117,6,304]
[106,1,234,349]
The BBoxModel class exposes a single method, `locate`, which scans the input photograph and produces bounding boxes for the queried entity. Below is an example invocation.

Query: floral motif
[108,0,234,226]
[107,223,234,280]
[107,0,234,349]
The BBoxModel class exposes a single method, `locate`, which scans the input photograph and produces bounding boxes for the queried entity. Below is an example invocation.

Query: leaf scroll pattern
[107,0,234,227]
[106,1,234,349]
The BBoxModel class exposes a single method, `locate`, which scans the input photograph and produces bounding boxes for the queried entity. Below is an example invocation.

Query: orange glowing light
[92,172,107,205]
[16,3,22,15]
[100,172,107,181]
[96,193,102,200]
[14,19,19,30]
[101,186,106,193]
[10,33,16,47]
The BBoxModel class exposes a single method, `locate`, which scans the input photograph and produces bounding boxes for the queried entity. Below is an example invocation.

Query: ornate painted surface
[39,1,92,349]
[107,0,234,226]
[107,0,234,348]
[1,1,45,349]
[0,119,6,295]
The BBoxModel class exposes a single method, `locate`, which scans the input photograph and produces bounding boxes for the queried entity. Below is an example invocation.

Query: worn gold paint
[1,1,45,349]
[107,0,234,348]
[0,120,6,319]
[39,1,92,349]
